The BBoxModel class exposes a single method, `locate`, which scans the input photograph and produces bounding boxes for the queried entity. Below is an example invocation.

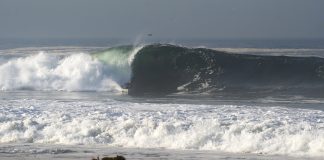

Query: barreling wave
[1,44,324,96]
[128,44,324,96]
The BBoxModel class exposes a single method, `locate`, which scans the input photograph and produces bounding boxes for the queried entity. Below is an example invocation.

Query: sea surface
[0,39,324,160]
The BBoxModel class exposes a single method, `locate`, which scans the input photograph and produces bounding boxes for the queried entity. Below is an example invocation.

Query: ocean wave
[129,44,324,96]
[1,44,324,96]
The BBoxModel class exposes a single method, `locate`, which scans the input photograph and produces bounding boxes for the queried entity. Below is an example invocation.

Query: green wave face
[92,45,134,66]
[91,45,138,86]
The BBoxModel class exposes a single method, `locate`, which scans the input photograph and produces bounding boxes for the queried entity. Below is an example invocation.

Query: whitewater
[0,46,324,160]
[0,46,140,92]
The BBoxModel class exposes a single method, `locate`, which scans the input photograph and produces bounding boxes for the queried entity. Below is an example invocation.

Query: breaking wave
[1,44,324,96]
[129,44,324,96]
[0,46,142,92]
[0,52,123,92]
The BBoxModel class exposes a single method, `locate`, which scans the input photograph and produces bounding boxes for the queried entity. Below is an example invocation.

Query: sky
[0,0,323,40]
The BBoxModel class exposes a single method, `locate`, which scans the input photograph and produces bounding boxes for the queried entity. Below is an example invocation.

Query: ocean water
[0,39,324,160]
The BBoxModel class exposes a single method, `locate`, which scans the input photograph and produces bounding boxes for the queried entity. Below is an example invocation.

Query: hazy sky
[0,0,323,39]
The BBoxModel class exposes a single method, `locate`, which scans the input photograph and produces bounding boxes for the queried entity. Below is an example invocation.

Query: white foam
[0,99,323,157]
[0,52,125,92]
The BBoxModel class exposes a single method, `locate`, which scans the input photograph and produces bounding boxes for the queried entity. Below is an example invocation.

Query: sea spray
[0,52,123,91]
